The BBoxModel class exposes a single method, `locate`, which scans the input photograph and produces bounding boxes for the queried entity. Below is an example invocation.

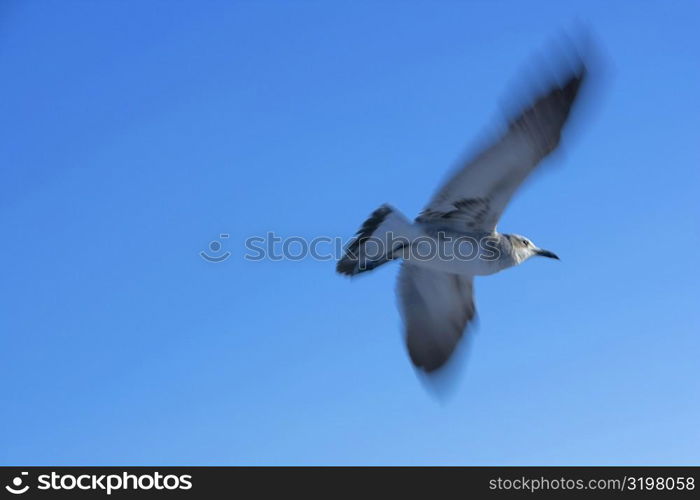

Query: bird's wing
[417,61,587,233]
[397,263,476,373]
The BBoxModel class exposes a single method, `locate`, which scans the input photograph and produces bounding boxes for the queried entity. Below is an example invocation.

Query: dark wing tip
[409,348,451,373]
[506,57,588,157]
[407,334,450,373]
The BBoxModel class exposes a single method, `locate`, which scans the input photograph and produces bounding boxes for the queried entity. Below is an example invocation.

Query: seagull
[336,41,591,374]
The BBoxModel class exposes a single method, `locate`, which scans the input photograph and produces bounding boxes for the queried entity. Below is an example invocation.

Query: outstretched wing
[397,263,476,373]
[417,59,587,233]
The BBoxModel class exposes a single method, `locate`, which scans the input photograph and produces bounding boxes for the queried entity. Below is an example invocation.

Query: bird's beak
[535,248,559,260]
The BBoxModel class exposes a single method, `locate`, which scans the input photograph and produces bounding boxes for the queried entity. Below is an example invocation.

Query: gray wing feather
[418,64,586,232]
[397,263,476,373]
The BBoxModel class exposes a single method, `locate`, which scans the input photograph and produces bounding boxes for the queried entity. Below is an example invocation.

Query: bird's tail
[336,204,418,276]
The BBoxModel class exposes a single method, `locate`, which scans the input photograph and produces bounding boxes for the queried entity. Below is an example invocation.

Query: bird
[336,40,591,374]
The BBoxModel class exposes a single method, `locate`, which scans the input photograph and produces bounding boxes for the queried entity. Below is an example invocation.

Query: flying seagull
[336,41,590,374]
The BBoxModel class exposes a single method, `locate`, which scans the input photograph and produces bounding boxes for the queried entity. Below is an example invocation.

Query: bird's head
[507,234,559,263]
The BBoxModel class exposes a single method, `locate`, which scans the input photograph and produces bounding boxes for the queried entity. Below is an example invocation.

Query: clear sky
[1,1,698,465]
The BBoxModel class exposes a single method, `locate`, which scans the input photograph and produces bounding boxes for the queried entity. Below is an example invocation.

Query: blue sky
[1,1,698,465]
